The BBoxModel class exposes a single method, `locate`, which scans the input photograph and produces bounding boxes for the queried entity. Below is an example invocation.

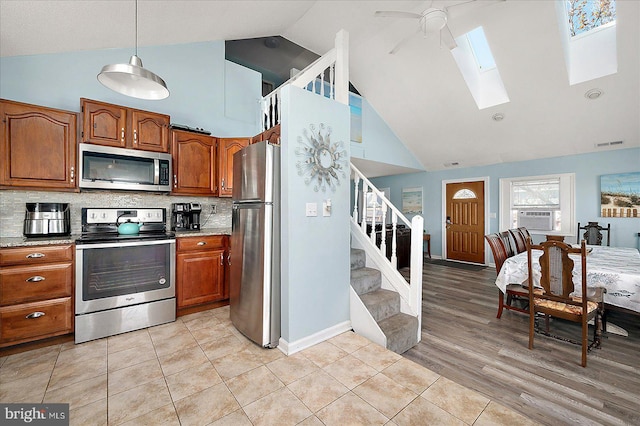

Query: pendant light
[97,0,169,100]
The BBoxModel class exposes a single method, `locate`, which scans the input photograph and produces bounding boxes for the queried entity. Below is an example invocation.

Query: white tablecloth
[495,246,640,313]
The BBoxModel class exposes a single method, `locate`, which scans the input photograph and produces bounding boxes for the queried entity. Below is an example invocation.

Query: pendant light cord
[135,0,138,57]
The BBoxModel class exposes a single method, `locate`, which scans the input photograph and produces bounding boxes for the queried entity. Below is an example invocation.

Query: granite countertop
[0,235,79,248]
[1,228,232,248]
[174,228,231,237]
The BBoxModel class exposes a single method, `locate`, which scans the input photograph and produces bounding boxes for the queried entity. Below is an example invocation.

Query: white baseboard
[278,320,352,355]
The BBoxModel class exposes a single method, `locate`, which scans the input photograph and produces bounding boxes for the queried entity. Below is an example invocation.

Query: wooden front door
[445,181,485,263]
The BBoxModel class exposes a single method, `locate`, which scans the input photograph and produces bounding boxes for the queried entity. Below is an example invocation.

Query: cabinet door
[218,138,249,197]
[131,109,170,152]
[0,99,77,190]
[81,98,127,147]
[176,249,225,308]
[171,130,217,195]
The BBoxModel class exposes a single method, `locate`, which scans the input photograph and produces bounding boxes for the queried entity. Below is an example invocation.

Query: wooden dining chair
[577,222,610,246]
[498,231,516,257]
[526,237,603,367]
[508,228,527,254]
[485,233,528,318]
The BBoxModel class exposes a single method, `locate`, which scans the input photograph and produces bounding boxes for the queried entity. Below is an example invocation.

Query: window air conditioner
[517,210,553,231]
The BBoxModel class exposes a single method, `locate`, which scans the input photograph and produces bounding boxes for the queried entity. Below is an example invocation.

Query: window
[467,27,496,71]
[451,26,509,109]
[565,0,616,38]
[556,0,617,85]
[500,173,575,236]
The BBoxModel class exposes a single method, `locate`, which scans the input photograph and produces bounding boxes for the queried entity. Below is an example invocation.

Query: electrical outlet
[211,204,217,214]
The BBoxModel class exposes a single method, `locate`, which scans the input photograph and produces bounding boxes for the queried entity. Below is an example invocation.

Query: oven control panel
[84,208,165,224]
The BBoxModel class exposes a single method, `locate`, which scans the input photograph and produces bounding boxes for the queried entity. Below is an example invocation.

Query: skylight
[451,26,509,110]
[556,0,617,85]
[565,0,616,38]
[467,27,496,71]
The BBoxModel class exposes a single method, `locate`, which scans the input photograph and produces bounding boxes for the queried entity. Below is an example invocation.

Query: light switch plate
[306,203,318,217]
[323,201,331,217]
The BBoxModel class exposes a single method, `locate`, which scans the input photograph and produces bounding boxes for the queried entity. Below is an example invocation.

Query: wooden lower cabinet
[176,235,229,309]
[0,244,74,347]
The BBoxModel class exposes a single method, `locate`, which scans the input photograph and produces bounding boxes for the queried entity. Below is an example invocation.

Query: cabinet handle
[26,276,45,282]
[221,178,225,190]
[227,251,232,266]
[173,174,177,188]
[26,253,45,259]
[121,128,125,142]
[197,241,207,246]
[26,312,45,319]
[220,253,224,266]
[70,166,75,182]
[133,129,137,144]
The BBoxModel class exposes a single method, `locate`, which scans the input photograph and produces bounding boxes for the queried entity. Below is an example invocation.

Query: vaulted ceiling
[1,1,638,174]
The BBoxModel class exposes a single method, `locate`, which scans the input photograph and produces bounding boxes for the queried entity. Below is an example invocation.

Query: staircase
[350,248,419,354]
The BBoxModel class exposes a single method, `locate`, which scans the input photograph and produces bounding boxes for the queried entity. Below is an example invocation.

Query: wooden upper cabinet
[81,98,169,152]
[171,130,217,195]
[218,138,249,197]
[131,109,170,152]
[0,99,77,190]
[81,98,127,148]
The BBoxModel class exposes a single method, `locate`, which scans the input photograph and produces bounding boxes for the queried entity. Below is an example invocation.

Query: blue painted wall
[0,41,261,137]
[351,98,424,171]
[280,85,351,343]
[372,148,640,256]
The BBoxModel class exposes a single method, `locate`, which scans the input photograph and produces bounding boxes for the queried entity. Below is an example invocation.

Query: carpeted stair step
[350,248,366,270]
[350,267,381,295]
[360,289,400,322]
[378,313,419,355]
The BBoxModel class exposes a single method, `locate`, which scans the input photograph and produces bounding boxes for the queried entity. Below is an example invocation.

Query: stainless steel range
[75,207,176,344]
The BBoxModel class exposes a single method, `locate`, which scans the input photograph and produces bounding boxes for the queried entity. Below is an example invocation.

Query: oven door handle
[76,239,176,250]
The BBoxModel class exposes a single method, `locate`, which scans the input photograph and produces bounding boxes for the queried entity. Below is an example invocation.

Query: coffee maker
[171,203,202,231]
[23,203,71,237]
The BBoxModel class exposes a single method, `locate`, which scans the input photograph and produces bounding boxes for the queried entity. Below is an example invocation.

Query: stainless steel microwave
[78,143,172,192]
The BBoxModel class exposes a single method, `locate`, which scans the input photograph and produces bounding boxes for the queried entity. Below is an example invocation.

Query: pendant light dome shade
[98,55,169,100]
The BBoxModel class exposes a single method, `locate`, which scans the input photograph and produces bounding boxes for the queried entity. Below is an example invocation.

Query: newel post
[410,215,424,341]
[334,29,349,105]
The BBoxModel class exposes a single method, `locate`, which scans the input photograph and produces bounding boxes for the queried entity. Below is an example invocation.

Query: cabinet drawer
[0,297,72,345]
[0,245,73,266]
[0,263,73,305]
[177,235,226,252]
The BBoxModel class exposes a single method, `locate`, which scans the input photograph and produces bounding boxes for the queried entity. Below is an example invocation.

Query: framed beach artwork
[600,172,640,218]
[402,187,423,215]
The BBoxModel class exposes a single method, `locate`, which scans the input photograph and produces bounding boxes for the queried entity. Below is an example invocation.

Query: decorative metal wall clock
[295,123,348,192]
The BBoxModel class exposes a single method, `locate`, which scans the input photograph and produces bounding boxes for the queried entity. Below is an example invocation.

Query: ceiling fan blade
[375,10,423,19]
[441,24,458,50]
[389,27,422,54]
[445,0,506,19]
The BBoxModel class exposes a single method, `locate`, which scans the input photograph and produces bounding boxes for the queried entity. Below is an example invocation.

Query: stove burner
[78,207,171,244]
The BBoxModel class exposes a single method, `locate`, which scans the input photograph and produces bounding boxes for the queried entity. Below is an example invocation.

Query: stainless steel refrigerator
[230,141,281,348]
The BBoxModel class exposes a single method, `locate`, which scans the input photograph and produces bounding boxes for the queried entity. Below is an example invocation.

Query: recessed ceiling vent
[595,140,624,148]
[444,162,460,167]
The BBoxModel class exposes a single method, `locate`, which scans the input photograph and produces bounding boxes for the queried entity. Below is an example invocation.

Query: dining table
[495,245,640,314]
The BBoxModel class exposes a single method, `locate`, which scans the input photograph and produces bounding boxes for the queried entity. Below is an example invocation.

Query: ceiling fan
[375,0,504,54]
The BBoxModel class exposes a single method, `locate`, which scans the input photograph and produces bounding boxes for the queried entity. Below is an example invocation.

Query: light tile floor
[0,306,540,425]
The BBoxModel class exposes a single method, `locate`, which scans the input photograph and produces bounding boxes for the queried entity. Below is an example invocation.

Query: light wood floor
[401,260,640,426]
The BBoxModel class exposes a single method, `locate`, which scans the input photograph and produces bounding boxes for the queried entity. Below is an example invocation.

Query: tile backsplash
[0,190,232,237]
